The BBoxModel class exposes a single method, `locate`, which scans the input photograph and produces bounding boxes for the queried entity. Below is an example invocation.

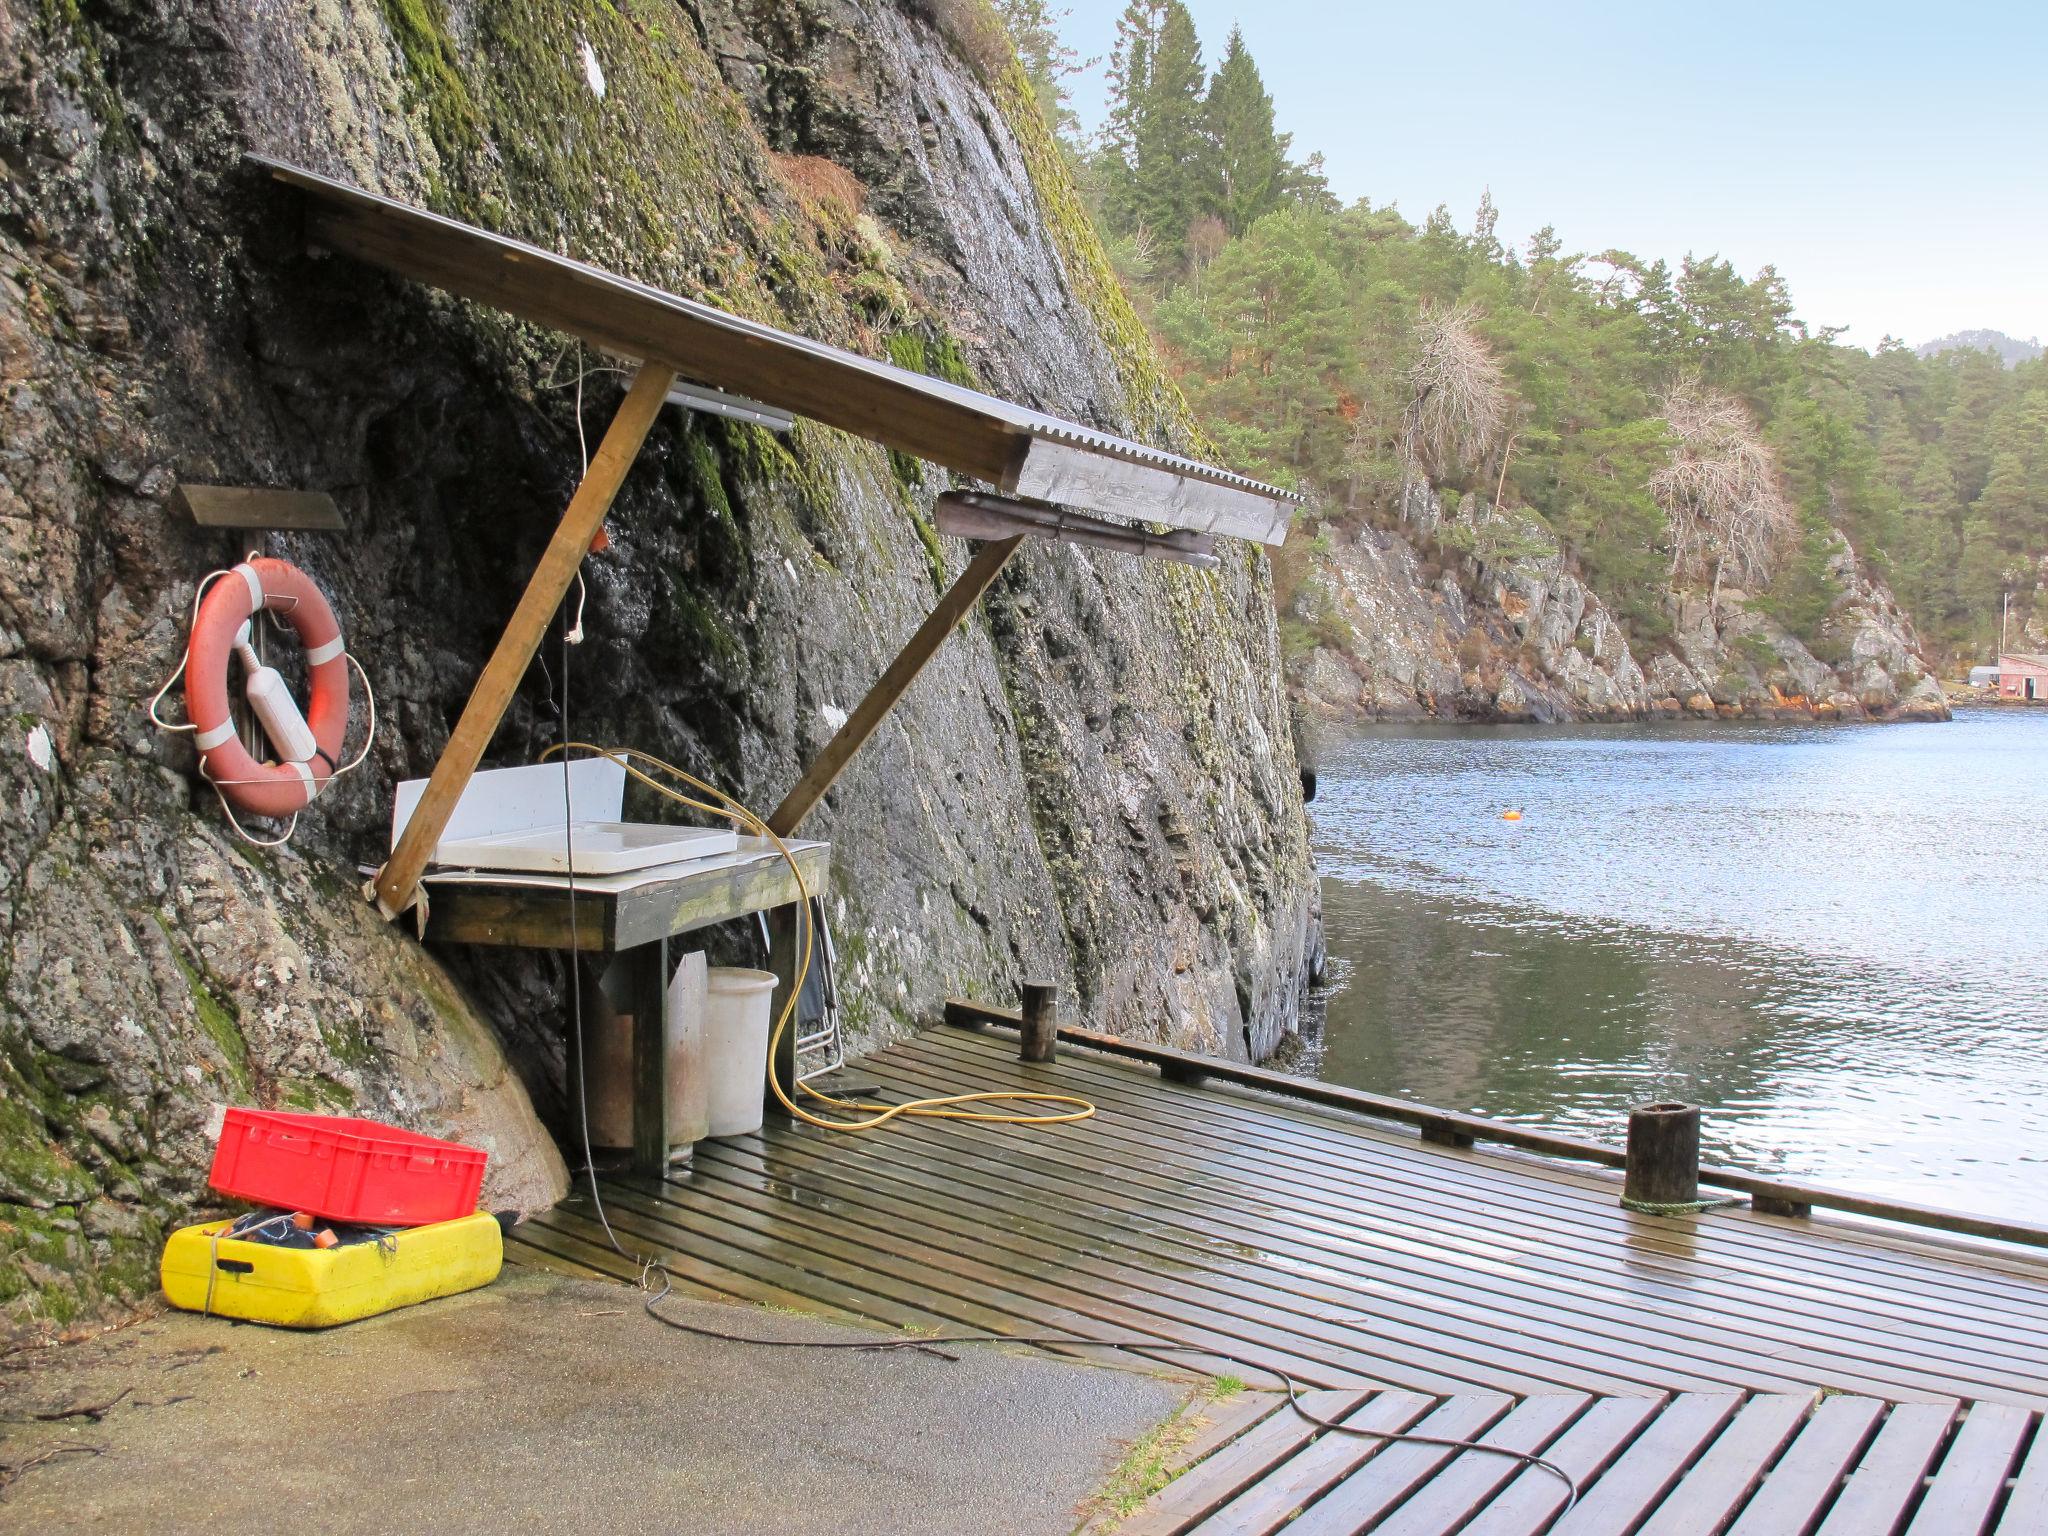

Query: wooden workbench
[417,837,830,1173]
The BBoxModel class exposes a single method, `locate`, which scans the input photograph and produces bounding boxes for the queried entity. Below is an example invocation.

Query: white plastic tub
[704,968,778,1137]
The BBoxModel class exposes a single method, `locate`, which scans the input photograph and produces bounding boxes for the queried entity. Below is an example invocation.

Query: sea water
[1305,707,2048,1221]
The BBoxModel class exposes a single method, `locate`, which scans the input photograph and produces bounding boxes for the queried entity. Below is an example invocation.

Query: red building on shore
[1998,653,2048,701]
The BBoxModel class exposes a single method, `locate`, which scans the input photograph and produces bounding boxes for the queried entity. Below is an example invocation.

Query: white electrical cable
[567,569,588,646]
[147,569,234,733]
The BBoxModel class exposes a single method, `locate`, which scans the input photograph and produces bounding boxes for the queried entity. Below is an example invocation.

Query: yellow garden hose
[539,744,1095,1131]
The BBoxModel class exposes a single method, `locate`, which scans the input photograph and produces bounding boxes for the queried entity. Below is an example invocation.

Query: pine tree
[1471,188,1501,260]
[1095,1,1164,233]
[996,0,1091,144]
[1126,0,1213,265]
[1204,27,1289,236]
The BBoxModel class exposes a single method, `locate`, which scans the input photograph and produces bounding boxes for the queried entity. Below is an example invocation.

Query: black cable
[635,1263,1580,1511]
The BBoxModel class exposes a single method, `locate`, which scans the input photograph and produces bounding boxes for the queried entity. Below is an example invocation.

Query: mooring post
[1622,1101,1702,1212]
[1019,980,1059,1063]
[1160,1059,1210,1088]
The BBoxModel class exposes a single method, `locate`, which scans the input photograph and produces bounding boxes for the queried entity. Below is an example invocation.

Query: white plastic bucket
[704,967,777,1137]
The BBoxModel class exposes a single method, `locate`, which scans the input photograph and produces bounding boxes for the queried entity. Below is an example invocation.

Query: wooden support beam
[1419,1118,1476,1149]
[372,364,677,920]
[765,535,1023,837]
[630,936,672,1175]
[763,905,801,1119]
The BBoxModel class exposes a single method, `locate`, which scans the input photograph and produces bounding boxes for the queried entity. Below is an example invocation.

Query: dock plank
[1813,1401,1961,1536]
[786,1072,2034,1404]
[1994,1413,2048,1534]
[1372,1392,1591,1536]
[1115,1389,1368,1535]
[1902,1401,2032,1536]
[901,1034,2048,1356]
[1186,1390,1439,1535]
[1278,1393,1514,1536]
[1634,1392,1815,1536]
[1725,1394,1888,1536]
[1548,1393,1744,1536]
[1460,1396,1665,1536]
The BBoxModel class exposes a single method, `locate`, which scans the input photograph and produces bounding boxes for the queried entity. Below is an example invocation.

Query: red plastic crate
[209,1109,487,1227]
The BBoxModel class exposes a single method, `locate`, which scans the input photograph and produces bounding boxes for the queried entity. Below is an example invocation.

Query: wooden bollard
[1019,980,1059,1063]
[1622,1102,1702,1212]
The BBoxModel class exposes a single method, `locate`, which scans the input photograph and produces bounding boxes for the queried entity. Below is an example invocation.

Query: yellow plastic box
[161,1211,502,1328]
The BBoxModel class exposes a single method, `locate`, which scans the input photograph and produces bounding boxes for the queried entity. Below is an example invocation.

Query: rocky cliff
[1288,486,1949,726]
[0,0,1316,1334]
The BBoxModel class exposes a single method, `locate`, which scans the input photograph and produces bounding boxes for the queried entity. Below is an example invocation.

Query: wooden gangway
[509,1024,2048,1529]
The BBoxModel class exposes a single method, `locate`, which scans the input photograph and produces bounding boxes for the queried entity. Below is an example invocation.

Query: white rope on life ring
[149,556,375,844]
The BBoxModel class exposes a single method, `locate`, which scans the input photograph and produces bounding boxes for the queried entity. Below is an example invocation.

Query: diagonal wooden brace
[766,534,1023,838]
[372,363,678,920]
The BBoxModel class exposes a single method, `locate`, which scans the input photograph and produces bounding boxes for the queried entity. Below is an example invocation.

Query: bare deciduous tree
[1652,387,1793,600]
[1404,302,1508,476]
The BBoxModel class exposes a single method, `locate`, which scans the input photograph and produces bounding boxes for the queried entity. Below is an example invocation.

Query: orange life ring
[185,557,351,819]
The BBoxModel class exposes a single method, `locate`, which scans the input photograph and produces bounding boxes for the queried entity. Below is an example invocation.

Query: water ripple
[1304,709,2048,1222]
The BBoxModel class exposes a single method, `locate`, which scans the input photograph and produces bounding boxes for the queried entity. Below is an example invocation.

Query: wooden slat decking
[1093,1389,2046,1535]
[510,1024,2048,1412]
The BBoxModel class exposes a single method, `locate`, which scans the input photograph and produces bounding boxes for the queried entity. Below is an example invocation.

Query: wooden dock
[509,1024,2048,1531]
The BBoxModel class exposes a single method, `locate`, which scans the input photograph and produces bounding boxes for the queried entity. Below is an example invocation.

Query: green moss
[687,433,736,526]
[33,0,137,156]
[156,916,251,1094]
[670,586,746,674]
[886,328,979,390]
[909,507,948,594]
[0,1196,163,1329]
[92,1224,164,1306]
[0,1080,91,1208]
[883,329,977,581]
[722,421,805,495]
[1090,1395,1206,1528]
[377,0,485,168]
[280,1078,357,1112]
[990,60,1190,447]
[317,1013,380,1071]
[886,328,979,389]
[887,447,925,492]
[0,1203,84,1325]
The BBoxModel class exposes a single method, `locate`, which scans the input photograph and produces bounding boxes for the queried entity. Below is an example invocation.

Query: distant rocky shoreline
[1288,485,1951,727]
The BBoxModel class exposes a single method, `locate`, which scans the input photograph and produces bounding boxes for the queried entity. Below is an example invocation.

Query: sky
[1054,1,2048,350]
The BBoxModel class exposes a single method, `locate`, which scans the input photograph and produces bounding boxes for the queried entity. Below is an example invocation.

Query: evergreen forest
[1002,0,2048,668]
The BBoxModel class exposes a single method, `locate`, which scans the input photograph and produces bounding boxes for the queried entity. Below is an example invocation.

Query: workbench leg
[764,904,801,1120]
[630,936,671,1176]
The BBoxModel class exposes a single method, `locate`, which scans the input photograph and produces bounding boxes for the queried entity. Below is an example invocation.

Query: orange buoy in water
[1502,810,1523,821]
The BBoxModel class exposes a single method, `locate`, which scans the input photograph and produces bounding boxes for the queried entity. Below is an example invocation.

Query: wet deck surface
[511,1025,2048,1413]
[1093,1385,2048,1535]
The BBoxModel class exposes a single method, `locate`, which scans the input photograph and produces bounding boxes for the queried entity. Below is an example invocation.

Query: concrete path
[0,1270,1187,1534]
